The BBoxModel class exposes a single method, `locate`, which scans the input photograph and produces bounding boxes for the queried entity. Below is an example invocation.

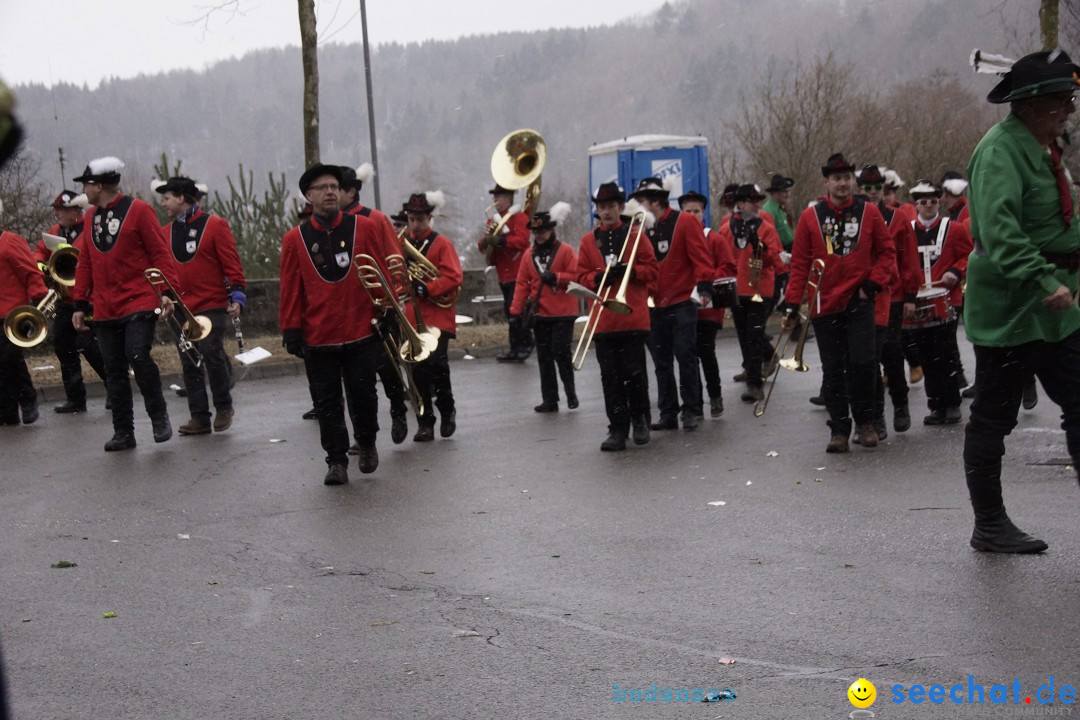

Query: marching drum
[712,277,739,309]
[903,287,955,330]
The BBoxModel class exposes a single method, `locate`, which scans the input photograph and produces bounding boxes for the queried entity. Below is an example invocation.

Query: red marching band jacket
[906,215,972,308]
[575,218,659,334]
[784,197,895,319]
[163,209,246,315]
[403,230,463,336]
[0,231,48,317]
[698,225,736,325]
[480,211,531,284]
[509,241,579,318]
[278,211,397,347]
[35,220,85,265]
[346,203,401,254]
[649,208,714,308]
[72,195,180,320]
[718,213,787,298]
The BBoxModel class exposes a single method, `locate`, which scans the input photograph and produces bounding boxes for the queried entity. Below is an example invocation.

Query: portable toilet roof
[587,134,708,155]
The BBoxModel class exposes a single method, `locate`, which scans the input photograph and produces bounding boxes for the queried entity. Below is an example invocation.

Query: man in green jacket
[964,49,1080,554]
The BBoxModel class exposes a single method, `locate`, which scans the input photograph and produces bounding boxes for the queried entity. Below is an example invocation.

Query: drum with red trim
[903,287,955,330]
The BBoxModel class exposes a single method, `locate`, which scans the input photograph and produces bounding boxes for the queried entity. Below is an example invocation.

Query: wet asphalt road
[1,336,1078,719]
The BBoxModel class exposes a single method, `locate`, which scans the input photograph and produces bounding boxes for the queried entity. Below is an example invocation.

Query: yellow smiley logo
[847,678,876,708]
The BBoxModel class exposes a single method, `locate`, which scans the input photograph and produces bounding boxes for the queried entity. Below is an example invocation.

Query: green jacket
[762,197,794,251]
[965,112,1080,347]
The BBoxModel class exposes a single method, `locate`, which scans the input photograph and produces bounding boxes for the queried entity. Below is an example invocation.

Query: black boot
[104,432,137,452]
[151,413,172,443]
[893,404,911,432]
[55,400,86,414]
[390,414,408,444]
[357,443,379,474]
[631,414,650,445]
[965,462,1047,553]
[600,431,627,452]
[20,397,39,425]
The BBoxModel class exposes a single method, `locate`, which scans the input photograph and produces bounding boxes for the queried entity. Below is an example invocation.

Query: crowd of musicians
[2,48,1080,556]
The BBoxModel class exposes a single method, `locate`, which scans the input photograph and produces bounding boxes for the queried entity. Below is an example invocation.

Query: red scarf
[1049,142,1074,228]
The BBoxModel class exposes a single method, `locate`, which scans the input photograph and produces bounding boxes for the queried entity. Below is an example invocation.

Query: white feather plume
[355,163,375,184]
[883,169,905,188]
[195,182,209,195]
[68,193,89,208]
[971,48,1015,75]
[909,180,938,195]
[549,201,571,224]
[150,179,166,194]
[425,190,446,210]
[662,176,677,193]
[624,198,656,229]
[89,156,124,175]
[943,178,968,195]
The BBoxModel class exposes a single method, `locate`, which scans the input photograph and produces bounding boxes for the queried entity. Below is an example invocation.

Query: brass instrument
[354,253,439,364]
[748,241,765,303]
[754,258,826,417]
[482,129,546,265]
[401,235,458,309]
[144,268,212,368]
[570,210,647,371]
[2,245,81,347]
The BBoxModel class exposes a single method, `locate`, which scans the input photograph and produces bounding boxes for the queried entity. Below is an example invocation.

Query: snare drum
[903,287,956,330]
[712,277,738,309]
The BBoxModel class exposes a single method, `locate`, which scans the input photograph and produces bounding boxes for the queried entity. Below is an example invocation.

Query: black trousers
[812,297,877,435]
[0,333,30,423]
[649,301,703,419]
[964,328,1080,469]
[304,338,381,466]
[732,297,774,389]
[53,302,107,405]
[879,301,909,408]
[595,332,650,436]
[534,317,576,404]
[412,332,454,426]
[908,319,961,412]
[96,313,167,435]
[501,281,533,354]
[696,319,722,400]
[179,309,233,423]
[372,321,407,418]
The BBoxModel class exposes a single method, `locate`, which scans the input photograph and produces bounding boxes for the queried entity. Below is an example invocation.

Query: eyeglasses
[915,198,939,206]
[861,183,883,191]
[308,183,339,193]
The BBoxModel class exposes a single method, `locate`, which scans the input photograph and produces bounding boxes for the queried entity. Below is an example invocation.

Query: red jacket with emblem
[481,211,530,283]
[576,219,659,334]
[649,208,714,307]
[404,230,463,335]
[698,226,736,324]
[719,213,786,298]
[278,211,397,347]
[163,210,246,314]
[36,220,86,265]
[72,195,180,320]
[0,231,48,317]
[784,197,895,318]
[909,215,972,307]
[510,240,579,318]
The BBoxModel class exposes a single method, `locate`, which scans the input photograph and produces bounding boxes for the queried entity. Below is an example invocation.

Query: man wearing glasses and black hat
[962,49,1080,554]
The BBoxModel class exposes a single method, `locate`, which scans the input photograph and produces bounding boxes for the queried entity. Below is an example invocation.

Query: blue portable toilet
[587,134,711,227]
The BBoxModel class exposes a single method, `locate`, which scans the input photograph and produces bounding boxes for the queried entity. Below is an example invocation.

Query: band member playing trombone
[279,163,399,484]
[629,177,715,430]
[575,182,659,451]
[0,228,47,426]
[480,184,533,363]
[782,153,895,453]
[36,190,107,414]
[401,191,463,442]
[509,202,578,413]
[71,156,180,451]
[156,176,246,436]
[723,183,787,404]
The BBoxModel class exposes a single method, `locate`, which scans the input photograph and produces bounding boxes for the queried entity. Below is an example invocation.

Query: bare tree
[0,145,53,246]
[1041,0,1060,49]
[298,0,319,167]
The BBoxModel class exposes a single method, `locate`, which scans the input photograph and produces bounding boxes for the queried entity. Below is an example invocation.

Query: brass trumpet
[754,258,826,417]
[3,245,81,347]
[354,253,439,364]
[144,268,212,368]
[570,210,646,371]
[748,241,765,303]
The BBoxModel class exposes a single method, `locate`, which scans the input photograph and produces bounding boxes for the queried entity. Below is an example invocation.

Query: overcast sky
[1,0,669,88]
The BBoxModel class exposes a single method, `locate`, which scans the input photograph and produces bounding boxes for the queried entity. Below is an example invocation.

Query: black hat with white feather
[528,201,571,231]
[402,191,446,216]
[73,156,124,184]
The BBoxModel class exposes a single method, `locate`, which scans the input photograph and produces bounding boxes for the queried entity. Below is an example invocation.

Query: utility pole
[298,0,320,166]
[1040,0,1060,50]
[360,0,381,208]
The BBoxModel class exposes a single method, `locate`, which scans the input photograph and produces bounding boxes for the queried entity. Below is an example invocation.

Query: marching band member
[904,179,972,425]
[509,202,578,413]
[782,153,895,453]
[679,191,735,418]
[37,190,107,414]
[576,182,659,451]
[401,192,463,442]
[278,163,398,484]
[963,49,1080,553]
[479,184,533,363]
[156,176,245,436]
[0,225,47,426]
[339,164,409,445]
[940,171,970,224]
[722,184,786,404]
[71,156,179,451]
[629,177,714,431]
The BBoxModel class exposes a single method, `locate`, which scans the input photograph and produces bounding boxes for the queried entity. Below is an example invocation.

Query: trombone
[569,210,647,370]
[144,268,212,368]
[3,245,81,347]
[754,258,826,417]
[354,253,439,364]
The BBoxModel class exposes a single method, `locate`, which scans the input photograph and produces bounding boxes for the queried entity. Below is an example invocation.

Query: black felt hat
[766,174,795,192]
[677,190,708,208]
[73,156,124,184]
[628,176,670,200]
[734,184,767,202]
[154,176,205,199]
[988,49,1080,104]
[489,184,515,196]
[51,189,87,209]
[857,165,885,185]
[591,182,626,204]
[821,153,856,178]
[298,163,344,194]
